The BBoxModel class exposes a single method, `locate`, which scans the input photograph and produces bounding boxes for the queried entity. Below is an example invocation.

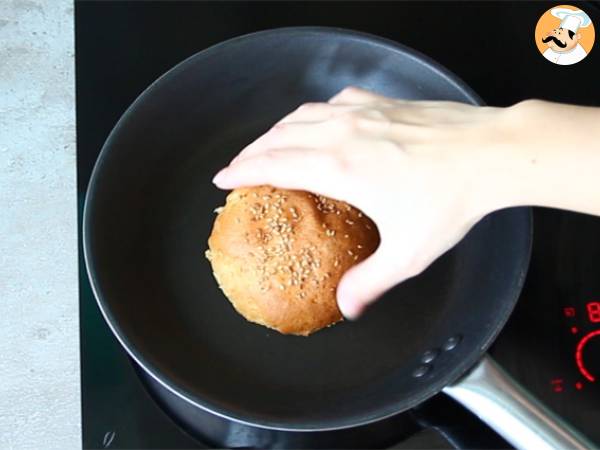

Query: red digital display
[550,378,564,393]
[587,302,600,323]
[576,330,600,382]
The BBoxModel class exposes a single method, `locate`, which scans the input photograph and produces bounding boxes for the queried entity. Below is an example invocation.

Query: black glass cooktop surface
[76,1,600,448]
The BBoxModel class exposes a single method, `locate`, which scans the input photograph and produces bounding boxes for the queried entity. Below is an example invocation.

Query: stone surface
[0,0,79,449]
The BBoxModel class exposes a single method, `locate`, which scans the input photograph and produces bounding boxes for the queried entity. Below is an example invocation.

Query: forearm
[479,100,600,217]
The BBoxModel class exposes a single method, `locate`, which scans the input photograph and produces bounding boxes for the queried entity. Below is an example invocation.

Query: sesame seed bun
[205,185,380,336]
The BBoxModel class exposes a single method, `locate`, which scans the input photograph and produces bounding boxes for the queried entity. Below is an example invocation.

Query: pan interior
[85,28,529,429]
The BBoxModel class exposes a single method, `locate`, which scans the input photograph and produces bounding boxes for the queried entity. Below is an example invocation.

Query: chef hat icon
[551,7,592,33]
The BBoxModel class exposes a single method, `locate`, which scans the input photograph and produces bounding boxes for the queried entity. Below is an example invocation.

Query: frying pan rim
[83,25,533,431]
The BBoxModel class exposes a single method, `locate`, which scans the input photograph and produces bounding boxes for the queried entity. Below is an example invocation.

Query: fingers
[213,147,335,193]
[231,121,332,164]
[328,85,398,105]
[229,86,403,165]
[336,245,409,319]
[230,104,361,165]
[232,112,393,165]
[284,86,398,123]
[278,102,358,124]
[327,86,473,119]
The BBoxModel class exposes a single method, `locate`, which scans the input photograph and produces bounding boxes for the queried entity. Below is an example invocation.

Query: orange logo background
[534,4,595,55]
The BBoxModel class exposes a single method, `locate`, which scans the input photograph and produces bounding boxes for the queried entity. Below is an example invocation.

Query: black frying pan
[83,27,593,449]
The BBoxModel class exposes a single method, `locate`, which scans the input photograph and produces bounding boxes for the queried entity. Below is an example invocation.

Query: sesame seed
[344,234,349,239]
[357,244,363,249]
[214,206,224,213]
[348,250,353,256]
[345,219,354,225]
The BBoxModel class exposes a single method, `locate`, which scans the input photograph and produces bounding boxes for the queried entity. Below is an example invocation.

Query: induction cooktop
[76,1,600,448]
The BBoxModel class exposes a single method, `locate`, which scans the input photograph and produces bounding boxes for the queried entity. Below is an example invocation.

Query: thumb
[336,245,406,320]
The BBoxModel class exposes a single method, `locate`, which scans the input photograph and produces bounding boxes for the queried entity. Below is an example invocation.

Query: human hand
[212,86,522,319]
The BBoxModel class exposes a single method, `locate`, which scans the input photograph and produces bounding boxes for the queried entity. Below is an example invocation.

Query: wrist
[457,102,531,220]
[472,99,600,217]
[468,100,553,216]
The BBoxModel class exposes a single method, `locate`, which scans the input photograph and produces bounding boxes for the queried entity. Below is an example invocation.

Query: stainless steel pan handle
[443,354,597,450]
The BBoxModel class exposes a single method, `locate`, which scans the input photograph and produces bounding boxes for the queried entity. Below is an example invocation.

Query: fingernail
[338,298,363,321]
[212,168,228,186]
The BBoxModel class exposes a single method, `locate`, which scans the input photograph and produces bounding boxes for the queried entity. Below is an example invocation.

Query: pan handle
[442,354,597,450]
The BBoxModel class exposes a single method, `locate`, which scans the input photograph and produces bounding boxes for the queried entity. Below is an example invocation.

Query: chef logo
[535,5,595,65]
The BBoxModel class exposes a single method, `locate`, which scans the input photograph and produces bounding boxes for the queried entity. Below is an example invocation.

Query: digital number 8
[587,302,600,323]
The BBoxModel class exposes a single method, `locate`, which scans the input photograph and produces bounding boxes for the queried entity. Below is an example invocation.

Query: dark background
[76,1,600,448]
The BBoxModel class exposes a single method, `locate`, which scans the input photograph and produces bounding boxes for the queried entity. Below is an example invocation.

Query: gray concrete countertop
[0,1,79,449]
